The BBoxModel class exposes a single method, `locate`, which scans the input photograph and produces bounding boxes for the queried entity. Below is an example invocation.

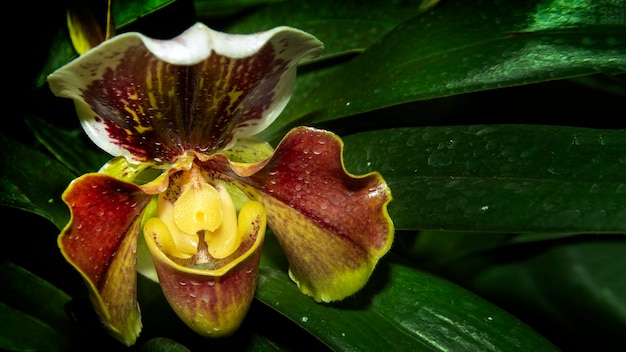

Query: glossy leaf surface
[0,262,72,352]
[224,0,438,61]
[25,117,110,175]
[259,0,626,139]
[255,236,557,351]
[0,134,73,229]
[468,236,626,350]
[342,125,626,233]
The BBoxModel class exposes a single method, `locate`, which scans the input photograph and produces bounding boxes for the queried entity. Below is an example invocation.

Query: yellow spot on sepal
[123,106,152,133]
[226,88,244,115]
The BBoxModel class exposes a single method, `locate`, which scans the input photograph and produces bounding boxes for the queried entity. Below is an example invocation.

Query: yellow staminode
[146,177,243,260]
[174,182,223,234]
[203,184,240,259]
[144,217,197,259]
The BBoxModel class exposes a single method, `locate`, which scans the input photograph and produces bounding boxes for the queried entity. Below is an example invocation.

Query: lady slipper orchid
[48,22,394,346]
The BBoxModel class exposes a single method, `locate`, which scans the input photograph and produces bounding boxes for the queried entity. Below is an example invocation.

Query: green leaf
[33,22,77,90]
[0,262,72,352]
[222,0,438,60]
[271,0,626,131]
[25,117,110,175]
[113,0,176,29]
[0,134,74,229]
[467,236,626,350]
[256,250,557,351]
[341,125,626,233]
[194,0,284,19]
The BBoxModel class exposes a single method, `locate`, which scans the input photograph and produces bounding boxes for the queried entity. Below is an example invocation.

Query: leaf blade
[0,262,73,352]
[342,125,626,233]
[270,0,626,134]
[0,134,74,229]
[256,254,557,351]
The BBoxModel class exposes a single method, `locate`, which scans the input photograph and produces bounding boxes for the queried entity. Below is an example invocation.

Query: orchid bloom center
[144,172,243,261]
[174,182,224,236]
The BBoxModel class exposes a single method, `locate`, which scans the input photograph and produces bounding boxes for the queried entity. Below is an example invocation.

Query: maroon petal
[208,127,394,302]
[59,173,152,345]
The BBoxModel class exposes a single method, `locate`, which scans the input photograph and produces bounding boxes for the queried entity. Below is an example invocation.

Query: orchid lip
[144,197,267,337]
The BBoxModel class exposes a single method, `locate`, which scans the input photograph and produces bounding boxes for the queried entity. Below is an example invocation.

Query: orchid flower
[47,22,394,346]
